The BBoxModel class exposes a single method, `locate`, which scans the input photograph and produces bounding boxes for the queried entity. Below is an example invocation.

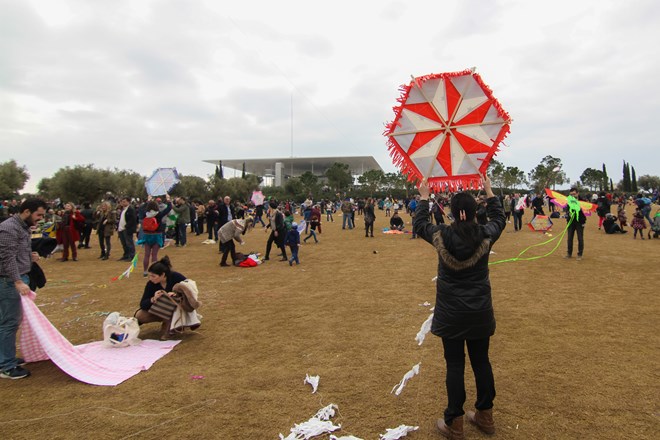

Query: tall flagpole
[290,92,293,158]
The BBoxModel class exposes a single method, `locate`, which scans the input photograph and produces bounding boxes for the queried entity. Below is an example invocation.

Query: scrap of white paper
[304,374,320,393]
[378,425,419,440]
[418,301,431,307]
[279,419,341,440]
[431,276,438,282]
[391,363,420,396]
[314,404,337,421]
[279,404,340,440]
[415,313,434,346]
[330,436,364,440]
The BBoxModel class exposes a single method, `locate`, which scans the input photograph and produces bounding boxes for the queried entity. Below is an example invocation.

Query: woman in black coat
[414,175,505,439]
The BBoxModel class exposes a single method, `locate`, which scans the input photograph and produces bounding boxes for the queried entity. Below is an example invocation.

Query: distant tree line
[1,156,658,203]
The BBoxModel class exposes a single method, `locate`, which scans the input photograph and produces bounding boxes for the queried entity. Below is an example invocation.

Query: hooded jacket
[413,197,506,340]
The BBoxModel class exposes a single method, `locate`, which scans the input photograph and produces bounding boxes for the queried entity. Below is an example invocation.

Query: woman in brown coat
[95,201,117,260]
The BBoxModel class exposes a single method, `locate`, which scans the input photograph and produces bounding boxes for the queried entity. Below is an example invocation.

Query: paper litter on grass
[378,425,419,440]
[304,374,319,393]
[279,404,340,440]
[330,435,364,440]
[415,313,434,346]
[391,363,420,396]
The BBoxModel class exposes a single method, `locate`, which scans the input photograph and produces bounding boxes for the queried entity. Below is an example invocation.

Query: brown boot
[466,408,495,435]
[436,416,464,440]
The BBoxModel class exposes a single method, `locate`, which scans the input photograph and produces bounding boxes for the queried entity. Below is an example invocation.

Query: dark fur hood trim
[432,231,491,271]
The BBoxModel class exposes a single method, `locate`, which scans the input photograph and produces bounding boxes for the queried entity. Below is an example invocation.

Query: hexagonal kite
[385,68,511,191]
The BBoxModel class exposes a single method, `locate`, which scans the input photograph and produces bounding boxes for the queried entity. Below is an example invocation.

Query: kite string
[0,399,217,426]
[489,217,573,265]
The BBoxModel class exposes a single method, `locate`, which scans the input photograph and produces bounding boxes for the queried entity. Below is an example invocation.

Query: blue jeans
[289,246,299,265]
[304,230,318,243]
[342,213,353,229]
[642,206,652,226]
[0,275,28,371]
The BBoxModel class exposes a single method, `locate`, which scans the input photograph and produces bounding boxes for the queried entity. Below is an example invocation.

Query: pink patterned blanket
[19,292,180,386]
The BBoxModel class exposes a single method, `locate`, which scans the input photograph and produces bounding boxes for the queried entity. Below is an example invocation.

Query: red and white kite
[385,68,511,191]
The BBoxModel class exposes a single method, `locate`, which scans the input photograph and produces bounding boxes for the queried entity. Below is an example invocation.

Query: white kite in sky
[304,374,319,393]
[378,425,419,440]
[415,313,434,346]
[391,363,421,396]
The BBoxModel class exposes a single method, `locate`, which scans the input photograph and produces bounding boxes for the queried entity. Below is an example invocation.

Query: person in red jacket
[58,202,84,262]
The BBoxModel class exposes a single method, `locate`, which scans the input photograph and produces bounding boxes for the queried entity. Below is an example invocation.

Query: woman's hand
[418,179,430,200]
[481,174,495,198]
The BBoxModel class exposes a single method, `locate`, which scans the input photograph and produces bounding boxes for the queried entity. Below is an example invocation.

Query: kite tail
[111,254,139,281]
[489,217,573,266]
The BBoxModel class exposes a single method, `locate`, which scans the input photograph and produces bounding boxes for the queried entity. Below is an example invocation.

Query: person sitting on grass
[603,213,627,234]
[389,210,405,231]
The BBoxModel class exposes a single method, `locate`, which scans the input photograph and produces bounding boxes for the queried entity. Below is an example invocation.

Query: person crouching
[135,256,186,340]
[218,216,252,267]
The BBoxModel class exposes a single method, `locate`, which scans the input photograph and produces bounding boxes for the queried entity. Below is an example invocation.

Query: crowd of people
[1,186,658,388]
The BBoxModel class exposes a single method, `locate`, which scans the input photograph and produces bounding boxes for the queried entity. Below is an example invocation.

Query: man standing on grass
[565,187,586,261]
[0,198,47,380]
[117,197,137,261]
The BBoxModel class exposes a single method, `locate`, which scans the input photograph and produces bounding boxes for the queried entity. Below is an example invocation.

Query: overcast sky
[2,0,659,193]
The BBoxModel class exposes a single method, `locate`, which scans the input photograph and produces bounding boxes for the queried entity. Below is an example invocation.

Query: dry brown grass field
[2,204,659,440]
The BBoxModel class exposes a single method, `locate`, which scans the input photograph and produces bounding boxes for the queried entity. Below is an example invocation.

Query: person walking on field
[0,198,47,380]
[414,175,505,439]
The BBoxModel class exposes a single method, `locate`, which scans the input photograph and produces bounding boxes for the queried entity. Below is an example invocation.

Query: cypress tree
[623,161,630,192]
[631,166,637,192]
[610,178,614,192]
[602,163,608,192]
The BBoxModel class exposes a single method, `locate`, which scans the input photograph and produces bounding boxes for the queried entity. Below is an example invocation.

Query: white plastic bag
[102,312,141,347]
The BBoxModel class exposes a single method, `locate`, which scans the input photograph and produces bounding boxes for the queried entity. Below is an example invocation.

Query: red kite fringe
[386,143,484,193]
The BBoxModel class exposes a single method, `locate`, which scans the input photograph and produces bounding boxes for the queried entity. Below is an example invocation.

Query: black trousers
[513,210,523,231]
[566,222,584,256]
[80,224,93,247]
[220,240,236,265]
[441,337,495,424]
[265,230,287,259]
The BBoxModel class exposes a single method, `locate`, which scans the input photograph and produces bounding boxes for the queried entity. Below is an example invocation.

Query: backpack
[142,216,159,232]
